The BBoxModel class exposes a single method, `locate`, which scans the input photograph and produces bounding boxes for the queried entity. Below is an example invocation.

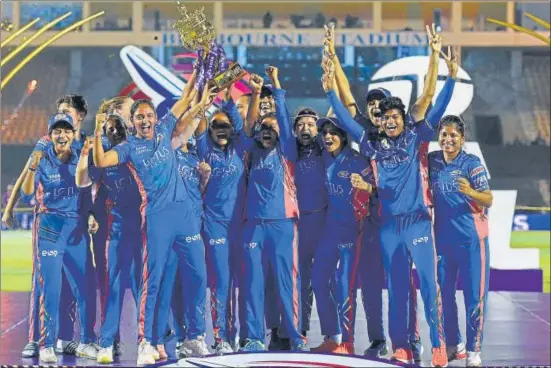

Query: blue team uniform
[88,152,143,348]
[153,145,205,346]
[293,141,327,334]
[197,99,251,345]
[327,78,456,351]
[241,88,304,349]
[429,150,490,352]
[27,135,86,345]
[312,145,373,344]
[113,111,206,344]
[20,143,96,349]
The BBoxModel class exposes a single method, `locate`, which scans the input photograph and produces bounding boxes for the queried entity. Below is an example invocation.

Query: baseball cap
[365,87,391,102]
[260,84,274,98]
[316,116,341,129]
[48,113,75,132]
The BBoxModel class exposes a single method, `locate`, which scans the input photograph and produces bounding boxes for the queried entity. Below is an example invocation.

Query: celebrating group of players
[1,24,492,367]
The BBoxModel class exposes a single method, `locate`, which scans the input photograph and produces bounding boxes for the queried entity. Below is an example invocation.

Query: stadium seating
[1,106,49,144]
[523,55,551,144]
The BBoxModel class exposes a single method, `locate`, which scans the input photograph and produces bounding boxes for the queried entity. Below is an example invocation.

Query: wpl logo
[367,56,474,117]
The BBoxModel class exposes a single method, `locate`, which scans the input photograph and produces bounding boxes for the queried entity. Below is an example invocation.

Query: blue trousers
[203,218,243,343]
[172,265,187,342]
[153,249,178,345]
[242,218,303,345]
[312,220,362,343]
[380,210,445,349]
[437,237,490,352]
[360,219,420,343]
[137,202,206,343]
[99,210,142,347]
[35,213,97,348]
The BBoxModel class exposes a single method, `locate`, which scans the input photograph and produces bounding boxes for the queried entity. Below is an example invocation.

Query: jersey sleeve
[358,156,376,187]
[87,154,103,183]
[112,141,131,164]
[467,156,490,191]
[222,99,244,133]
[196,130,210,160]
[32,135,51,154]
[235,132,255,153]
[273,88,298,162]
[20,164,41,203]
[326,90,364,143]
[157,110,179,134]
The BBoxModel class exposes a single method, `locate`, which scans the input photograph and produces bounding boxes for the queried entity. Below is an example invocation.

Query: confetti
[1,19,14,32]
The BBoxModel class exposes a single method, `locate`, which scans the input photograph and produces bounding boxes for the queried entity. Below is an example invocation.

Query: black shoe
[302,330,308,337]
[364,339,388,358]
[280,338,291,351]
[268,329,281,351]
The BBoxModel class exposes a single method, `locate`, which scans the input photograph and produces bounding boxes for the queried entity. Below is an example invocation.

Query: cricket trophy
[173,1,246,92]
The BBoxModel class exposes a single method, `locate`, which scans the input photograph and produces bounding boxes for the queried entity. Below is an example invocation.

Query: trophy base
[207,62,247,93]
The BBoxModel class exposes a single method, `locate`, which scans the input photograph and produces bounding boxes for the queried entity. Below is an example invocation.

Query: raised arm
[93,113,120,168]
[322,59,364,143]
[267,66,297,162]
[172,83,216,138]
[426,46,458,128]
[21,152,42,198]
[76,139,94,188]
[410,24,441,122]
[222,85,244,132]
[244,74,264,137]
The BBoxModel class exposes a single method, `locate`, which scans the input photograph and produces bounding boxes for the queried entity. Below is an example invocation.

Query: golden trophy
[173,2,246,92]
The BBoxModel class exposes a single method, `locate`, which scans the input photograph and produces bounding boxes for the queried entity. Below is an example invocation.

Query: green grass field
[2,230,550,292]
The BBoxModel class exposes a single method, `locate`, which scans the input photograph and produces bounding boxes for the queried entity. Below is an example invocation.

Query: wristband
[28,166,37,172]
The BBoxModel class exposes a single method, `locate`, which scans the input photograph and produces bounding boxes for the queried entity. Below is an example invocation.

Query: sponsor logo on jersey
[185,233,202,243]
[470,166,485,177]
[412,236,429,246]
[338,170,349,178]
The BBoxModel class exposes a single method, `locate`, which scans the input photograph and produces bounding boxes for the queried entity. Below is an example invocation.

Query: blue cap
[316,116,341,129]
[48,113,75,132]
[260,84,274,97]
[365,87,391,102]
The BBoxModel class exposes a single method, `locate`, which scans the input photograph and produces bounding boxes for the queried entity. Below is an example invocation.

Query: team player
[429,116,492,368]
[292,107,328,339]
[239,66,306,352]
[6,95,91,359]
[194,86,252,354]
[75,113,143,364]
[322,24,422,359]
[20,113,98,364]
[325,26,457,366]
[310,114,374,354]
[92,86,216,365]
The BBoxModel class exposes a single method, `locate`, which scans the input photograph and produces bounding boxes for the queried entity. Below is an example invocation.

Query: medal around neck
[173,2,246,92]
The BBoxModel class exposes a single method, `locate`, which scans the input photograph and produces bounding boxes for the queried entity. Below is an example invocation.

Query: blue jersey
[246,88,299,220]
[21,144,92,218]
[197,100,252,222]
[429,150,490,244]
[175,146,204,217]
[358,117,436,219]
[88,154,141,213]
[295,142,327,213]
[113,112,190,215]
[323,147,374,226]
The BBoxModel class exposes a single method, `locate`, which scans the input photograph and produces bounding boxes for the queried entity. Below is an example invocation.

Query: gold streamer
[0,18,41,48]
[487,13,550,46]
[1,11,106,90]
[523,12,550,30]
[1,12,72,67]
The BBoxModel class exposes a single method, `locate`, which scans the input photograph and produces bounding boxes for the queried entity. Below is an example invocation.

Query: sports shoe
[56,339,78,355]
[113,341,123,356]
[137,340,156,365]
[431,346,449,367]
[240,339,266,352]
[230,340,240,353]
[183,335,210,357]
[156,344,168,360]
[175,341,187,359]
[311,337,338,353]
[466,351,482,367]
[364,340,388,358]
[21,341,39,358]
[391,348,414,364]
[447,342,467,361]
[411,339,424,361]
[97,346,114,364]
[291,340,309,352]
[39,347,57,363]
[76,342,99,359]
[214,340,234,355]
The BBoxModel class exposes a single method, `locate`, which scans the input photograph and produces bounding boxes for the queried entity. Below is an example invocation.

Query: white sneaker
[76,342,99,359]
[39,347,58,363]
[97,346,114,364]
[467,351,482,367]
[22,341,39,358]
[215,340,234,355]
[183,335,210,357]
[56,339,79,355]
[137,340,156,366]
[175,341,187,359]
[447,342,467,360]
